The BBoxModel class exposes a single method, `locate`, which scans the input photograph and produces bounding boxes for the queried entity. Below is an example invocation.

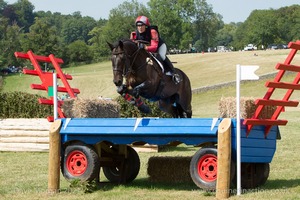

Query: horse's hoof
[117,84,127,94]
[138,104,151,114]
[129,99,136,105]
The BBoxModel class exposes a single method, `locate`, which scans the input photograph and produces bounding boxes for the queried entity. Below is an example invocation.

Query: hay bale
[218,97,276,119]
[147,156,192,183]
[62,98,120,118]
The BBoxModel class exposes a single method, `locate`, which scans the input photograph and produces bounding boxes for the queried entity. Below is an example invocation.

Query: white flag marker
[236,64,259,195]
[240,65,259,80]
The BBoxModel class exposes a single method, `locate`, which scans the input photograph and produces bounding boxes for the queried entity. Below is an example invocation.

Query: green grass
[2,49,299,100]
[1,121,300,200]
[1,49,300,199]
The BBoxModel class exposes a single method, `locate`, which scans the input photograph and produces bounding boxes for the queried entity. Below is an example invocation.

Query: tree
[13,0,35,32]
[0,18,23,67]
[102,0,149,42]
[88,25,109,60]
[250,9,277,48]
[61,12,97,44]
[192,0,223,51]
[1,4,18,25]
[88,0,149,59]
[21,17,60,57]
[276,5,300,43]
[148,0,183,49]
[0,0,7,12]
[65,40,93,64]
[215,23,238,48]
[179,22,193,51]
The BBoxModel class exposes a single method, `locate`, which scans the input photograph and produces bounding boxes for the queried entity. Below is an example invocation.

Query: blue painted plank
[61,135,218,146]
[240,137,276,148]
[241,147,275,157]
[241,156,273,163]
[60,118,220,135]
[60,118,221,146]
[60,126,217,135]
[62,118,220,127]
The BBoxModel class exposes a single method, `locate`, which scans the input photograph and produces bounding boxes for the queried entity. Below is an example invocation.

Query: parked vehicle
[267,44,278,50]
[244,44,257,51]
[277,44,288,49]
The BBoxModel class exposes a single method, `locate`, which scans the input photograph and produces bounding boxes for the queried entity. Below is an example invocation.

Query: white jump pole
[53,73,58,120]
[236,64,242,195]
[236,64,259,196]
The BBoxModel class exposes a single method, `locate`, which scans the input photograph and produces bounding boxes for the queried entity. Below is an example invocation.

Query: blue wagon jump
[59,117,279,190]
[60,118,220,146]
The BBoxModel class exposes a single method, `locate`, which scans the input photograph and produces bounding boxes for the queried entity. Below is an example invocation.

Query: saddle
[148,53,165,74]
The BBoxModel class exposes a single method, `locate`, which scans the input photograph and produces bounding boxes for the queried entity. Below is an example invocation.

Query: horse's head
[107,40,126,86]
[107,39,140,87]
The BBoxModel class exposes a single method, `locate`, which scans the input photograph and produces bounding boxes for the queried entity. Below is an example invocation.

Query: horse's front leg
[132,82,146,98]
[117,84,135,105]
[117,84,151,114]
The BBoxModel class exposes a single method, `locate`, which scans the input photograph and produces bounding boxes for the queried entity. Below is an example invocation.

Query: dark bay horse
[108,39,192,118]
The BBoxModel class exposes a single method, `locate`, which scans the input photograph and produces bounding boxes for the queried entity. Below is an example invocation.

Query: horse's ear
[118,40,124,49]
[107,41,114,50]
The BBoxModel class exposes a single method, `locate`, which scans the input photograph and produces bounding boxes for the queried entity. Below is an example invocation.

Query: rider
[130,15,180,84]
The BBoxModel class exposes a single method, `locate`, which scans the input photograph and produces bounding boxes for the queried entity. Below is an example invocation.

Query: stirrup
[172,74,181,84]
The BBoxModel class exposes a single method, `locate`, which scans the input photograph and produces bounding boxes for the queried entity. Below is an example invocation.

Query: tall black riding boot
[163,56,181,84]
[163,56,175,75]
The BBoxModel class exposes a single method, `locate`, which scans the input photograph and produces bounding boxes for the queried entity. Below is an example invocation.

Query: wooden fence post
[48,119,62,193]
[216,118,232,199]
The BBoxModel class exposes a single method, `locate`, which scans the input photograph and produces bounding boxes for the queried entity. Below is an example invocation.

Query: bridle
[112,41,149,77]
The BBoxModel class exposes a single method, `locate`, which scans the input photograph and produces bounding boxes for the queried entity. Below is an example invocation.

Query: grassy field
[1,49,300,199]
[2,49,300,117]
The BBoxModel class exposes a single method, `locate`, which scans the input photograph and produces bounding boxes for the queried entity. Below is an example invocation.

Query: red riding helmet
[135,16,150,26]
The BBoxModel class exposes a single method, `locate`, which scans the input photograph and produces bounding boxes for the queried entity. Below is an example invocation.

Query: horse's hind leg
[176,91,192,118]
[185,110,192,118]
[158,100,179,118]
[176,104,192,118]
[176,102,192,118]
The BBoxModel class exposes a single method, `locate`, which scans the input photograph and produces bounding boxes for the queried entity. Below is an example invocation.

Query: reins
[113,41,149,76]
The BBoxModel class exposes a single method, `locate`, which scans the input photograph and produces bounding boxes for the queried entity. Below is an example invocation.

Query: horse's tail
[173,68,192,117]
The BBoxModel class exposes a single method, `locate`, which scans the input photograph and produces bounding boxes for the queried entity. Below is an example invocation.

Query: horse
[107,39,192,118]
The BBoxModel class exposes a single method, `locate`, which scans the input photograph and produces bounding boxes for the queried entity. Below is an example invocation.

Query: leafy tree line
[0,0,299,70]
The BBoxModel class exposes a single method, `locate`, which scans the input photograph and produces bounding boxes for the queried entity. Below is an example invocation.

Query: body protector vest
[135,26,164,48]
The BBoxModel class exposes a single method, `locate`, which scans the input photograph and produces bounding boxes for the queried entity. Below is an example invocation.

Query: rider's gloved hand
[138,43,145,49]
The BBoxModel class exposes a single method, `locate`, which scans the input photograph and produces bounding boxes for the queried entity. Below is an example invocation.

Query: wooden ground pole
[48,119,62,193]
[216,118,232,199]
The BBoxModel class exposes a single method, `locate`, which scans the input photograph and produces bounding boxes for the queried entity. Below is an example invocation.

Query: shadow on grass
[95,178,300,193]
[263,179,300,190]
[97,178,199,192]
[131,178,198,190]
[158,145,200,152]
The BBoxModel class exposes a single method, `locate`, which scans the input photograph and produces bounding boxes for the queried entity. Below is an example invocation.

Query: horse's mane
[111,38,151,59]
[112,38,135,48]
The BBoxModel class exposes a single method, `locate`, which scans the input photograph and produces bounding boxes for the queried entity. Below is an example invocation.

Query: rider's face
[136,24,146,33]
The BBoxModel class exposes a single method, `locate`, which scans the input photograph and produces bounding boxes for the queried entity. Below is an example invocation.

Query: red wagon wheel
[66,150,88,176]
[190,147,218,191]
[61,142,100,182]
[197,153,218,182]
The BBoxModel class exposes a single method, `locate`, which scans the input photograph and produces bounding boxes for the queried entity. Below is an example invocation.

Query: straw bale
[147,156,192,183]
[62,98,120,118]
[218,97,276,119]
